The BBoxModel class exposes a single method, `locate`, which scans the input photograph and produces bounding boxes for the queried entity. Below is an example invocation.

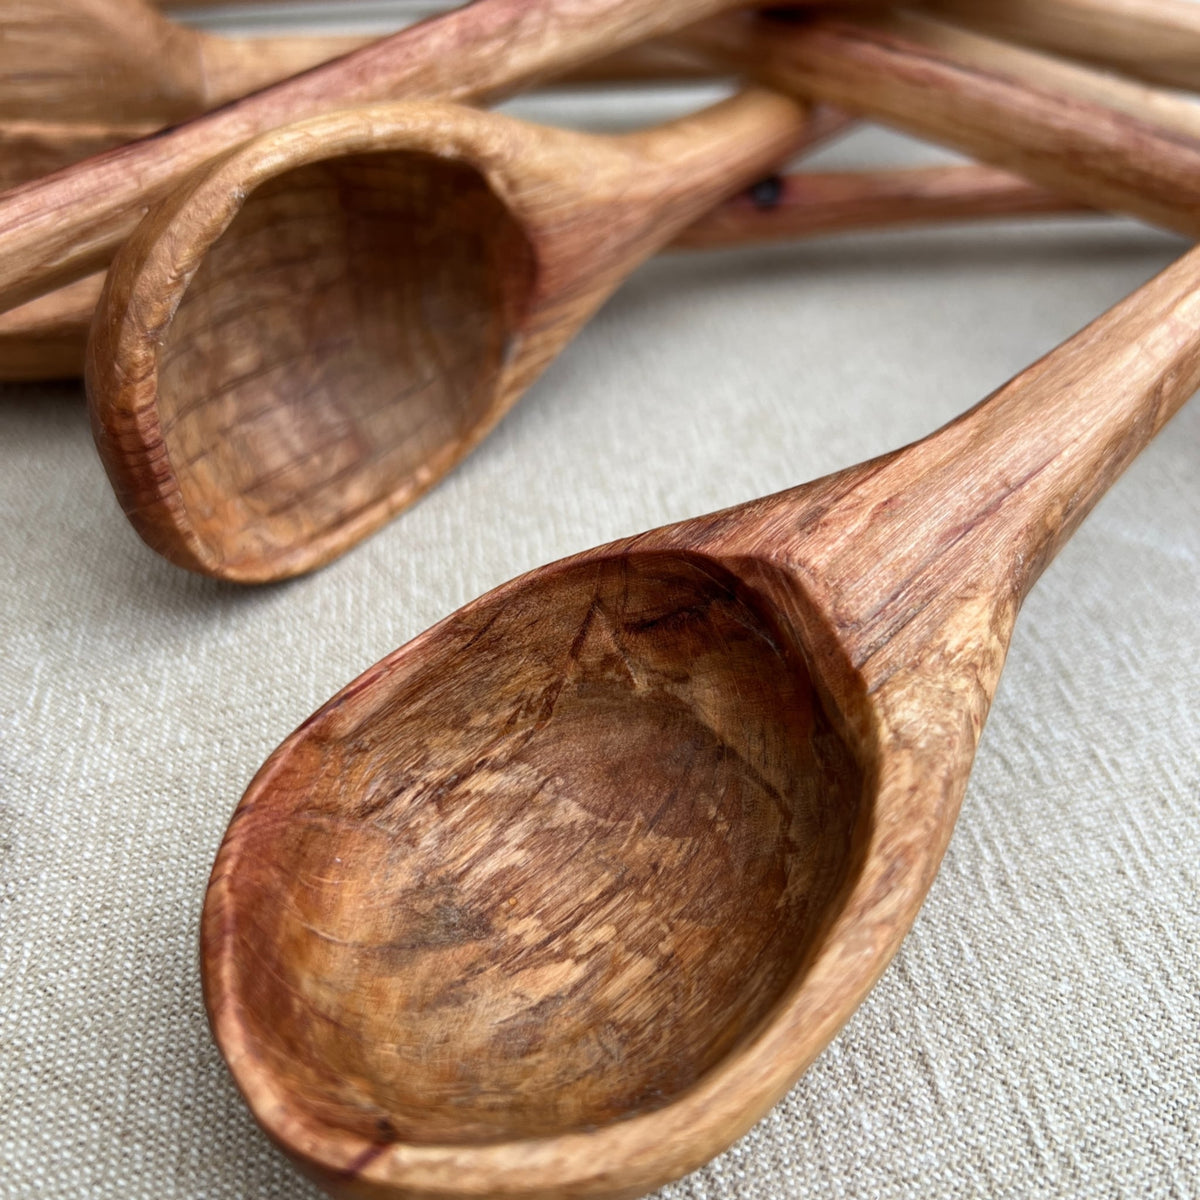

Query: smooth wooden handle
[705,10,1200,240]
[0,119,157,191]
[917,0,1200,93]
[782,241,1200,683]
[195,32,373,109]
[0,0,744,314]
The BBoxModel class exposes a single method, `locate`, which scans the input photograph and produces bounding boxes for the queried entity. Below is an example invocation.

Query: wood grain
[3,158,1091,381]
[0,0,368,122]
[0,118,156,192]
[671,161,1091,249]
[86,92,814,582]
[918,0,1200,92]
[0,273,104,381]
[0,0,755,314]
[688,9,1200,240]
[202,240,1200,1200]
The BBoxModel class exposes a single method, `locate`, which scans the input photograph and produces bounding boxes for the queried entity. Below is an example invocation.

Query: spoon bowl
[215,550,866,1151]
[204,242,1200,1198]
[88,95,814,581]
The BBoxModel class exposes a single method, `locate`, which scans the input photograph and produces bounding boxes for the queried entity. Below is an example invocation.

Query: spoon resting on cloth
[86,92,819,582]
[201,241,1200,1200]
[84,12,1200,583]
[0,0,868,312]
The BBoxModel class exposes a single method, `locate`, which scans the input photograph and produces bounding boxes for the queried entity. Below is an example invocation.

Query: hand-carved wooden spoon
[202,240,1200,1200]
[697,8,1200,238]
[0,163,1083,383]
[85,12,1200,584]
[86,93,819,582]
[0,0,369,122]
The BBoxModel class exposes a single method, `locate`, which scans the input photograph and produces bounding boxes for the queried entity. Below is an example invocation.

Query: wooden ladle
[0,0,369,122]
[201,237,1200,1200]
[85,13,1200,584]
[86,92,819,582]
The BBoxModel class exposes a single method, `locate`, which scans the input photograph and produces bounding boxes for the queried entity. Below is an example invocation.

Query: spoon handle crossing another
[0,161,1090,382]
[0,0,749,314]
[689,9,1200,241]
[916,0,1200,92]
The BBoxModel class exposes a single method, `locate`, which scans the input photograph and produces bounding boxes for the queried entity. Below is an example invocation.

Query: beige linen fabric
[1,104,1198,1198]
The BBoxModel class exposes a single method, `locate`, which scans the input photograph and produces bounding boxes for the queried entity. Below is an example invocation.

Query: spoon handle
[916,0,1200,92]
[673,162,1091,249]
[698,10,1200,240]
[782,242,1200,685]
[0,0,743,314]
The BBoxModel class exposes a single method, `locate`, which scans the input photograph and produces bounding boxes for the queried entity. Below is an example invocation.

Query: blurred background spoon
[0,160,1087,383]
[0,0,369,122]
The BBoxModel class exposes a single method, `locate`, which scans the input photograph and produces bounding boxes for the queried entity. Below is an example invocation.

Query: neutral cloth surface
[2,95,1198,1200]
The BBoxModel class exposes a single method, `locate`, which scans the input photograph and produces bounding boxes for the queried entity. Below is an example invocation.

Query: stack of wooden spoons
[3,1,1198,1197]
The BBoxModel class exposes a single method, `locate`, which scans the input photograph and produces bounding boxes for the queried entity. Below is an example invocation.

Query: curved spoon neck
[562,88,817,263]
[745,243,1200,696]
[510,90,819,345]
[924,243,1200,599]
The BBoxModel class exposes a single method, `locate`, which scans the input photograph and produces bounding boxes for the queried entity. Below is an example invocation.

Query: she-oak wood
[202,237,1200,1200]
[0,0,865,314]
[701,9,1200,240]
[917,0,1200,92]
[0,0,368,123]
[86,92,817,582]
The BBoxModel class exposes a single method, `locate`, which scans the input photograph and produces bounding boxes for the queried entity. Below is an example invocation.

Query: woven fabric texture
[2,109,1198,1199]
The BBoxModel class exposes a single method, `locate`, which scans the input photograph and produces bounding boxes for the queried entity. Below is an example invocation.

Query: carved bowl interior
[213,551,865,1146]
[154,151,535,567]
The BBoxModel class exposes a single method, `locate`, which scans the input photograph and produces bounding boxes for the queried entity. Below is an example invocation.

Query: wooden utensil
[917,0,1200,93]
[201,235,1200,1200]
[1,0,369,122]
[692,9,1200,239]
[0,118,157,191]
[86,92,816,582]
[670,160,1093,249]
[0,1,740,140]
[0,0,856,313]
[0,163,1084,383]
